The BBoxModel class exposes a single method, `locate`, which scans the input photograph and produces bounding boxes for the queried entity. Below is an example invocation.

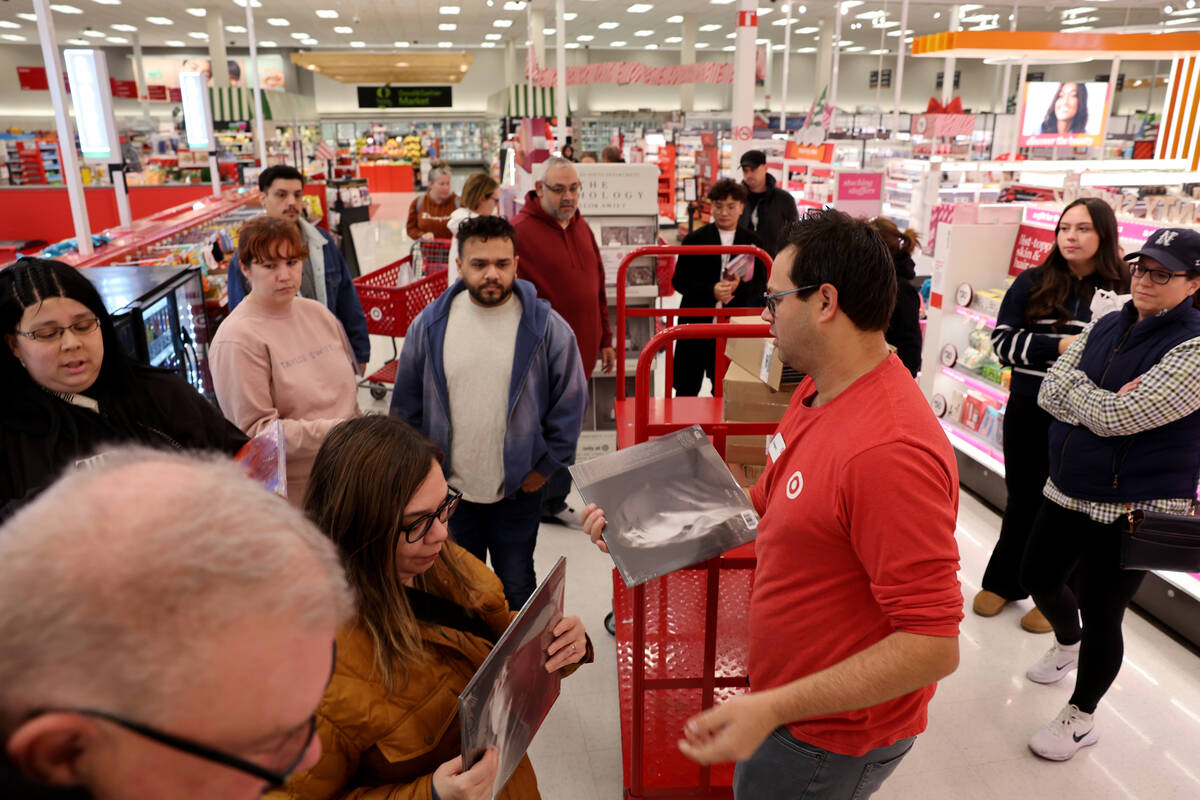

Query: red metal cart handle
[614,244,773,398]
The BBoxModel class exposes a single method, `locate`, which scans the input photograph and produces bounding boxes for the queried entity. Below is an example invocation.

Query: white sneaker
[1026,640,1080,684]
[542,506,584,530]
[1029,704,1098,761]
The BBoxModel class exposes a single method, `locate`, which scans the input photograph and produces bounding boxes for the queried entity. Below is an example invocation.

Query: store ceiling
[0,0,1193,60]
[290,51,475,83]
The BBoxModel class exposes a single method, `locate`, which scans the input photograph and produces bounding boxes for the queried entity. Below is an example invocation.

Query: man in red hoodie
[513,157,614,527]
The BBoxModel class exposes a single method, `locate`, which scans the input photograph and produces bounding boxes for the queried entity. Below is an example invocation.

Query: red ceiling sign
[146,84,168,100]
[111,78,139,99]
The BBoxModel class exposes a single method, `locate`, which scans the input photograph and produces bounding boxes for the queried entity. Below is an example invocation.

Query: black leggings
[1019,500,1147,714]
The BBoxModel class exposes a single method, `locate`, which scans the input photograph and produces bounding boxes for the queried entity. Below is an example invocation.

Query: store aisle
[524,490,1200,799]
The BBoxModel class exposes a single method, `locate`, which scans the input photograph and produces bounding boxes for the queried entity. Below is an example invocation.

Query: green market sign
[357,85,453,109]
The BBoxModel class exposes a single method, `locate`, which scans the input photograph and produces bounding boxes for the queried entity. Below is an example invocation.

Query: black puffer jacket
[738,173,800,257]
[886,251,924,377]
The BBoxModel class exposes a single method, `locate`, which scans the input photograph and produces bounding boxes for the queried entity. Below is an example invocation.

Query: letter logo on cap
[1155,230,1179,247]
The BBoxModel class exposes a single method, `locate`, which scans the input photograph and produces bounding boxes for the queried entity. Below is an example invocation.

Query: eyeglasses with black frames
[543,183,582,196]
[399,486,463,543]
[1131,263,1186,286]
[763,285,819,316]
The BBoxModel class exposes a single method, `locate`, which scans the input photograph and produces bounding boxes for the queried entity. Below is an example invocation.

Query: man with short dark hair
[670,178,767,396]
[228,165,370,371]
[737,150,799,258]
[391,215,587,610]
[586,209,963,800]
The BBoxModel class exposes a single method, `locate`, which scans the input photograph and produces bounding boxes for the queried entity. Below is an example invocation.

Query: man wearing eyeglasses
[645,210,961,799]
[0,447,353,799]
[391,214,587,611]
[512,156,615,529]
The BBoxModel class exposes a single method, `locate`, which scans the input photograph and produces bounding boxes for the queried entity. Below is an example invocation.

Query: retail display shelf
[940,365,1008,403]
[606,285,659,301]
[955,305,998,329]
[939,418,1006,476]
[1156,569,1200,599]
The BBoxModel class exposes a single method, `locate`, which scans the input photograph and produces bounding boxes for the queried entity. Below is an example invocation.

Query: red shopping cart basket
[354,258,449,399]
[411,238,452,277]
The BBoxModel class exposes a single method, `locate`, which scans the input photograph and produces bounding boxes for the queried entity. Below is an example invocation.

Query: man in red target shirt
[585,209,963,799]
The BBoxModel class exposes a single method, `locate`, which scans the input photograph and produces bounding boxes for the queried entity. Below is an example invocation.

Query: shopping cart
[354,256,449,400]
[411,237,452,278]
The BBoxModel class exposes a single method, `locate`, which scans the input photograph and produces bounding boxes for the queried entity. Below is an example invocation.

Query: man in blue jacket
[228,165,371,370]
[391,215,587,610]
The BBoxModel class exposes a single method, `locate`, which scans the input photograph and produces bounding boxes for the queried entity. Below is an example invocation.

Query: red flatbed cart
[610,246,780,799]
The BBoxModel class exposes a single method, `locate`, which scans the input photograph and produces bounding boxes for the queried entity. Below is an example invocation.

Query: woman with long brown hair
[869,217,924,376]
[973,197,1128,631]
[277,415,591,800]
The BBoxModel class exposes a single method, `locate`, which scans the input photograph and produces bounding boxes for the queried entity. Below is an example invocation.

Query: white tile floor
[356,215,1200,799]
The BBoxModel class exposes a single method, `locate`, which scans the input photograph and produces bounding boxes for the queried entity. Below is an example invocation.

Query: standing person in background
[578,152,599,164]
[513,156,614,529]
[599,145,623,163]
[973,198,1128,633]
[670,178,767,396]
[561,143,576,161]
[0,447,353,799]
[1020,228,1200,761]
[211,215,361,505]
[447,173,501,284]
[737,150,799,258]
[868,217,924,377]
[228,165,370,373]
[406,160,459,241]
[391,216,587,610]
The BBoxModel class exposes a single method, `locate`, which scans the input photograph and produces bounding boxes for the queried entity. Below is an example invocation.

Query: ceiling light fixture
[394,41,411,46]
[578,33,595,40]
[695,41,710,47]
[50,4,84,13]
[315,9,339,18]
[225,24,246,32]
[165,39,186,45]
[256,40,275,47]
[232,0,263,7]
[627,4,654,13]
[185,7,206,16]
[565,12,577,20]
[440,23,457,30]
[350,40,365,46]
[82,28,105,36]
[493,19,514,27]
[439,5,461,13]
[485,32,501,39]
[598,21,619,29]
[667,14,683,22]
[481,40,497,46]
[2,33,28,40]
[700,23,721,30]
[438,40,453,47]
[334,26,352,33]
[266,18,290,26]
[543,27,556,34]
[105,35,128,42]
[91,0,121,5]
[145,16,173,25]
[635,29,655,36]
[664,35,681,42]
[301,37,318,44]
[610,39,627,45]
[188,31,208,38]
[17,13,38,21]
[502,1,526,9]
[566,41,580,48]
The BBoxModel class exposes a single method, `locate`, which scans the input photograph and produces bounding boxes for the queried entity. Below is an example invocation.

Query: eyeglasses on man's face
[763,285,819,316]
[1131,263,1185,286]
[399,487,463,544]
[29,642,337,789]
[14,317,101,343]
[543,183,582,196]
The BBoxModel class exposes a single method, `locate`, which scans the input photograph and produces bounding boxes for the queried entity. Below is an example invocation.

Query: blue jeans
[733,727,915,800]
[449,487,545,611]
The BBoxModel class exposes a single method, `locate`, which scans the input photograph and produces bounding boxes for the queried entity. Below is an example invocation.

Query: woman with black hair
[973,198,1128,632]
[0,258,247,520]
[1040,82,1089,135]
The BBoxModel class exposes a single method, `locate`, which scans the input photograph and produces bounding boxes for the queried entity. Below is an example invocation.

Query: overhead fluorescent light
[797,45,816,52]
[627,3,654,11]
[188,31,208,38]
[290,31,311,38]
[2,33,27,40]
[869,48,888,54]
[440,23,457,30]
[83,28,105,36]
[958,3,983,11]
[481,41,497,47]
[438,40,453,47]
[565,12,577,20]
[485,32,501,39]
[145,17,174,25]
[635,29,655,36]
[493,19,514,27]
[301,37,318,44]
[667,14,683,22]
[711,0,735,5]
[91,0,122,5]
[334,26,352,33]
[439,5,461,13]
[394,41,411,46]
[185,7,206,16]
[225,24,246,32]
[695,41,710,47]
[543,27,555,34]
[598,21,619,29]
[17,13,38,21]
[110,23,137,31]
[664,35,681,42]
[566,41,580,48]
[578,33,595,40]
[350,40,365,46]
[232,0,263,7]
[794,26,819,33]
[700,23,721,30]
[50,4,84,12]
[845,45,864,51]
[610,39,627,45]
[316,9,339,18]
[66,37,90,44]
[105,35,128,42]
[503,1,526,9]
[266,18,290,26]
[256,40,275,46]
[723,44,735,50]
[0,21,20,28]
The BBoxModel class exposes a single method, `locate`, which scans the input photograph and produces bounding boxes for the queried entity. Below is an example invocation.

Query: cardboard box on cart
[723,316,804,391]
[723,361,800,471]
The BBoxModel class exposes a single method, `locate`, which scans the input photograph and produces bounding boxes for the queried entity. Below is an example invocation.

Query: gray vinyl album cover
[459,556,567,799]
[570,425,759,587]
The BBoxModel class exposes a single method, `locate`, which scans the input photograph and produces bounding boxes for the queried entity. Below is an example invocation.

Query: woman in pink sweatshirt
[211,215,361,503]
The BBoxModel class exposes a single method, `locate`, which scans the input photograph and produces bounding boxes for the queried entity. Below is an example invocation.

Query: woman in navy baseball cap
[1017,226,1200,762]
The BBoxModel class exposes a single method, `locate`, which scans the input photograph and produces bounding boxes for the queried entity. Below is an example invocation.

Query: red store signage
[110,78,139,99]
[146,84,168,100]
[17,66,48,91]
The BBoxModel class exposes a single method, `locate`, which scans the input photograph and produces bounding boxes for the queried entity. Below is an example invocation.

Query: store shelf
[938,417,1005,477]
[940,365,1008,403]
[955,305,998,329]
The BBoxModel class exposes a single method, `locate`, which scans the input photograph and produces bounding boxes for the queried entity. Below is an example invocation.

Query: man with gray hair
[0,447,354,799]
[513,156,614,529]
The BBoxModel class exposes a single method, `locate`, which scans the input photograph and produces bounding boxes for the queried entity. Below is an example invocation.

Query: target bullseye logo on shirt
[785,470,804,500]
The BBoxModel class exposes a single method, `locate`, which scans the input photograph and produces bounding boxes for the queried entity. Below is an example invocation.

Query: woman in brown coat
[274,415,591,800]
[406,160,459,240]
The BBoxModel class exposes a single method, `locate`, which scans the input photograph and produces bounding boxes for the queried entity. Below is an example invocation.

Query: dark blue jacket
[228,218,370,364]
[1048,300,1200,502]
[389,278,587,498]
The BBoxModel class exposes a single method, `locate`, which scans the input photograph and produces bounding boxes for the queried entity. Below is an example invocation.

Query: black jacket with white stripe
[991,266,1096,399]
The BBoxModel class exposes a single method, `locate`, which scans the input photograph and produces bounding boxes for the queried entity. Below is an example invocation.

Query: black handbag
[1121,508,1200,572]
